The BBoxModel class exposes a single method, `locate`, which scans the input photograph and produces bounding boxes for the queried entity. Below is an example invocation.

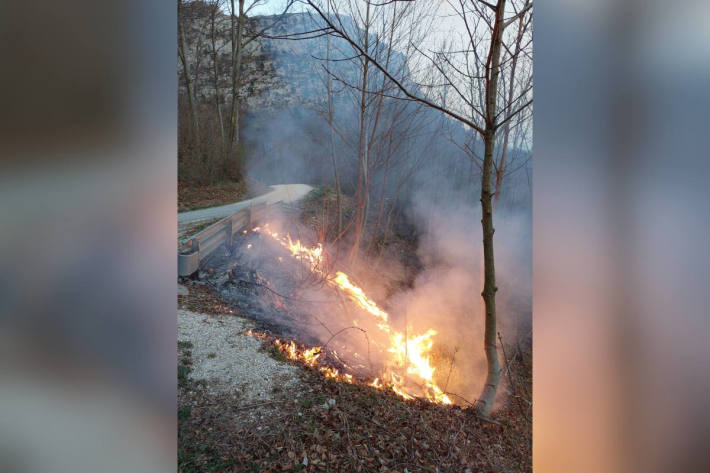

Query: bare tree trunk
[368,148,390,254]
[228,0,245,150]
[476,0,507,417]
[493,129,510,211]
[327,79,343,236]
[349,0,372,264]
[364,9,396,254]
[191,15,206,113]
[325,2,342,235]
[304,0,532,415]
[493,8,527,212]
[209,1,226,147]
[178,0,199,138]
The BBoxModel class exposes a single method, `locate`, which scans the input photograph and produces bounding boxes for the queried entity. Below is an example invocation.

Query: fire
[274,339,322,367]
[270,338,355,383]
[245,329,266,338]
[332,272,389,323]
[249,224,452,405]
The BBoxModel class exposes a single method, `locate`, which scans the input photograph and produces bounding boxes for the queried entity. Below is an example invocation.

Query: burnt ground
[178,282,531,473]
[178,201,531,472]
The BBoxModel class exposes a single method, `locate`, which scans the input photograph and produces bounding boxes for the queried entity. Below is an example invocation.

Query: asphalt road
[177,184,313,225]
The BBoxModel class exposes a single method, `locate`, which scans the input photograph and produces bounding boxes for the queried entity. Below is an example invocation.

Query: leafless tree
[226,0,298,151]
[304,0,533,416]
[325,1,343,235]
[178,0,200,138]
[179,0,303,182]
[226,0,246,148]
[492,0,532,211]
[308,0,435,263]
[207,0,227,145]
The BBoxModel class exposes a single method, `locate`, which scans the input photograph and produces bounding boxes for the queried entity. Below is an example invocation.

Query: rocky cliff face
[179,5,410,111]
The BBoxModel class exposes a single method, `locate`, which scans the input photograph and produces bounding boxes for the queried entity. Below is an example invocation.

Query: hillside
[179,6,410,111]
[178,1,531,208]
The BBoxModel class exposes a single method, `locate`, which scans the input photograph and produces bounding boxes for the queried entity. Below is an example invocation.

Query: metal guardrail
[178,202,269,276]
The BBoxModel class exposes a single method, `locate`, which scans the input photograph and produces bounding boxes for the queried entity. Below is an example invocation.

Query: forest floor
[177,284,532,473]
[179,179,269,212]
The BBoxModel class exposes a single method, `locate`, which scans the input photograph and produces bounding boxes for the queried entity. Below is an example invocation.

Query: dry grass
[177,284,241,316]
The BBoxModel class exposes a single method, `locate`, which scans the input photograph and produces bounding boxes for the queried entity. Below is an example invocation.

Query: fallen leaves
[177,284,242,316]
[178,367,531,473]
[177,283,531,473]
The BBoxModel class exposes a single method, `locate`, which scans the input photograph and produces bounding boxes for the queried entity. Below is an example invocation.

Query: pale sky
[217,0,532,142]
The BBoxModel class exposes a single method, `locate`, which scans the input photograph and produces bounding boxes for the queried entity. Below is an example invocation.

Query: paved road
[178,184,313,225]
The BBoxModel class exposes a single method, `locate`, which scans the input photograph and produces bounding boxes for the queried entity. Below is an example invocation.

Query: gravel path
[178,310,301,402]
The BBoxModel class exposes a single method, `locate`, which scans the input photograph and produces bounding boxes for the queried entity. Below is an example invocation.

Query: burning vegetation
[178,216,532,472]
[246,223,452,405]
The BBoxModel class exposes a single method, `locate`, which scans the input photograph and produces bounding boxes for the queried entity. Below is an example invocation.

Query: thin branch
[503,1,532,29]
[304,0,486,136]
[477,0,498,11]
[494,98,532,130]
[495,84,533,121]
[311,52,363,62]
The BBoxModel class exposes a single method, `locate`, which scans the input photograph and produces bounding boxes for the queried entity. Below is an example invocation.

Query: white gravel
[178,310,301,401]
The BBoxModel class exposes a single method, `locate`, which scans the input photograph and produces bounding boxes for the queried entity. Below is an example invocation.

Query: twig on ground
[475,414,503,426]
[498,332,531,422]
[443,346,459,393]
[233,400,286,411]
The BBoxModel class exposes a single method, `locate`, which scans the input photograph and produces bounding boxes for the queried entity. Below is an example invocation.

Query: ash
[182,221,388,383]
[191,229,341,348]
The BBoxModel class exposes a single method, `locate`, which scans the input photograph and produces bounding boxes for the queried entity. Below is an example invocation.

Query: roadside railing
[178,202,270,276]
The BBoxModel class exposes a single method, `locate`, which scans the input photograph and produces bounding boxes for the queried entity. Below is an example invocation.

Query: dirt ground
[177,284,531,473]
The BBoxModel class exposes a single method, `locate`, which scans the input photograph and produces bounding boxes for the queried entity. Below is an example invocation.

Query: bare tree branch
[303,0,487,136]
[494,98,531,131]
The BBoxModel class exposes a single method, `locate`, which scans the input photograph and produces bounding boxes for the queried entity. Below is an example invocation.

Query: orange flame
[250,224,452,405]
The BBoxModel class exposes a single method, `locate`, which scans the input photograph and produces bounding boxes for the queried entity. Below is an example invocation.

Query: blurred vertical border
[534,0,710,472]
[0,1,176,472]
[1,1,709,473]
